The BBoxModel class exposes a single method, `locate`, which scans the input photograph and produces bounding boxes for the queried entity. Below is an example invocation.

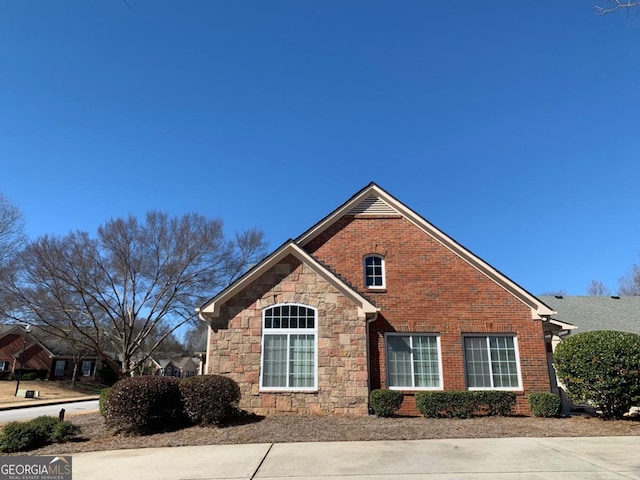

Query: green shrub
[99,387,111,416]
[369,389,404,417]
[0,422,47,453]
[415,391,516,418]
[50,421,81,443]
[29,416,60,438]
[180,375,241,426]
[554,330,640,418]
[0,416,81,453]
[473,391,516,416]
[528,392,561,417]
[104,376,186,435]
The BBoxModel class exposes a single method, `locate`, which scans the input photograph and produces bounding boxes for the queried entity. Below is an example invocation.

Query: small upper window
[364,255,385,289]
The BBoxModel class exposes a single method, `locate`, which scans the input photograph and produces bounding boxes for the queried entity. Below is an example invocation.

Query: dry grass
[0,379,102,405]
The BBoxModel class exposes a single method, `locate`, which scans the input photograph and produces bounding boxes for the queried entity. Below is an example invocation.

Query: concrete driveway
[73,436,640,479]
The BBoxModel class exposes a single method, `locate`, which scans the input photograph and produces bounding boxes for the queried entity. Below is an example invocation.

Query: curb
[0,396,100,411]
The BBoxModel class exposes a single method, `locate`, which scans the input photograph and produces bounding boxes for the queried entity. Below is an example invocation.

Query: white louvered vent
[348,195,399,215]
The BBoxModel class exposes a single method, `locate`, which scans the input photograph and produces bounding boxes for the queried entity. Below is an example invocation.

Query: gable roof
[539,295,640,336]
[198,240,379,319]
[296,182,555,319]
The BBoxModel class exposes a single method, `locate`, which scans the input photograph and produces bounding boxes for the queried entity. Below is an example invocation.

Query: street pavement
[0,398,99,422]
[73,436,640,479]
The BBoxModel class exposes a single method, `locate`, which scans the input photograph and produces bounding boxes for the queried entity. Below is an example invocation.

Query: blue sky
[1,1,639,296]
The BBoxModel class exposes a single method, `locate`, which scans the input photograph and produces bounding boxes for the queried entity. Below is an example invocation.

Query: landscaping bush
[474,391,516,416]
[528,392,561,417]
[0,421,48,453]
[554,330,640,418]
[0,416,81,453]
[415,391,515,418]
[369,389,404,417]
[99,387,111,416]
[104,376,186,435]
[50,421,81,443]
[180,374,241,426]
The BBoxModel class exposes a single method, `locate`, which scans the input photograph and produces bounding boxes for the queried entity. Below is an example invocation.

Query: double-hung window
[386,334,442,389]
[464,335,521,389]
[261,304,317,391]
[364,255,385,289]
[0,361,9,371]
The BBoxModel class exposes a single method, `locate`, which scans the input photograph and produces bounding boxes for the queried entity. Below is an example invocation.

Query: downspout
[366,310,379,415]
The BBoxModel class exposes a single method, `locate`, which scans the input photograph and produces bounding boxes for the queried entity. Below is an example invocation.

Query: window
[54,360,65,377]
[464,336,521,389]
[261,304,317,390]
[386,334,442,389]
[364,255,385,288]
[0,361,9,371]
[81,360,93,377]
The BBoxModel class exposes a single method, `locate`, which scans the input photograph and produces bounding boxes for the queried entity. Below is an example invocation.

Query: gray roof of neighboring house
[539,296,640,336]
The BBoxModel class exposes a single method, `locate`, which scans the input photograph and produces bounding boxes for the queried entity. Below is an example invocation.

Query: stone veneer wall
[206,254,370,416]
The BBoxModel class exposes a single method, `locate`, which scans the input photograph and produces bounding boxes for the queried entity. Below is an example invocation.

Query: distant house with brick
[198,183,571,416]
[0,325,101,380]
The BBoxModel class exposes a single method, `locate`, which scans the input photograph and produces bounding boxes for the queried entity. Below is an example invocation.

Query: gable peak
[347,193,399,216]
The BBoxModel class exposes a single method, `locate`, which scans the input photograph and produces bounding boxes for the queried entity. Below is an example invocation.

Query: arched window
[260,304,317,390]
[364,254,385,289]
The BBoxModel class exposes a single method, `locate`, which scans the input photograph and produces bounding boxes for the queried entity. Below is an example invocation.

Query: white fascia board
[297,183,554,319]
[199,241,378,318]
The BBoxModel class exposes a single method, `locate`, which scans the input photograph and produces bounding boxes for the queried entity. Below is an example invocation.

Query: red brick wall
[305,215,550,415]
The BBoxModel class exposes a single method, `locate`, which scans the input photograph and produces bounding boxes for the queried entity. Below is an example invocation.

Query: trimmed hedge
[415,391,516,418]
[0,416,80,453]
[554,330,640,418]
[528,392,561,417]
[180,375,241,426]
[104,376,186,435]
[98,387,111,416]
[369,389,404,417]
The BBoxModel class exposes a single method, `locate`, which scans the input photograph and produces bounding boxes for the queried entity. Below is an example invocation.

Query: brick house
[0,325,100,380]
[198,183,570,416]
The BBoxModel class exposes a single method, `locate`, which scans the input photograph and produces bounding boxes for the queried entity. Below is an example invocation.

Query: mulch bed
[27,412,640,456]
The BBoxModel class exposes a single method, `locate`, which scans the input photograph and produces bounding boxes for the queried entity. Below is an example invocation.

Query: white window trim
[385,333,443,391]
[364,254,386,289]
[0,360,9,371]
[260,303,318,392]
[463,335,523,391]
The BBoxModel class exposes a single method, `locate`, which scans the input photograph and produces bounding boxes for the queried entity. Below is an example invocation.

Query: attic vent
[348,195,398,215]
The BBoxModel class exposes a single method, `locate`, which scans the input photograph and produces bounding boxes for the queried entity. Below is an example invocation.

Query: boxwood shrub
[528,392,561,417]
[99,387,111,416]
[0,416,80,453]
[180,374,241,426]
[369,389,404,417]
[554,330,640,418]
[415,391,515,418]
[104,376,186,435]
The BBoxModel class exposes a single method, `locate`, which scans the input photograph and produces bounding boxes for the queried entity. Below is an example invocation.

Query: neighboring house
[0,325,101,380]
[539,295,640,336]
[198,183,571,416]
[150,356,201,378]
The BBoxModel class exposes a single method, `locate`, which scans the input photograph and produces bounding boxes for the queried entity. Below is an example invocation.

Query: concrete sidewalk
[73,436,640,479]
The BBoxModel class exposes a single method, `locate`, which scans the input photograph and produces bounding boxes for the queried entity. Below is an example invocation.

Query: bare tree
[587,279,611,296]
[0,212,266,377]
[618,262,640,296]
[539,290,567,297]
[0,192,26,268]
[595,1,640,15]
